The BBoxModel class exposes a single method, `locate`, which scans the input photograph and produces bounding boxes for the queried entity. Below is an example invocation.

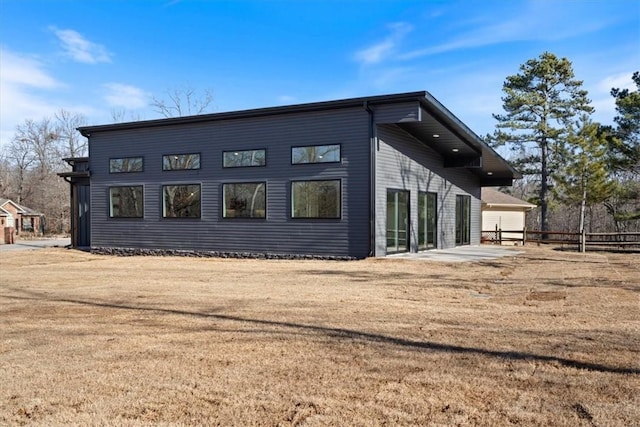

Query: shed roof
[481,188,536,209]
[77,91,521,186]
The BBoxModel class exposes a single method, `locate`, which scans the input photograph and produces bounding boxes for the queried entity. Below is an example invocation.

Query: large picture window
[109,186,144,218]
[223,149,266,168]
[223,182,266,218]
[110,157,143,173]
[163,153,200,170]
[456,194,471,245]
[163,184,201,218]
[291,144,340,164]
[291,180,341,219]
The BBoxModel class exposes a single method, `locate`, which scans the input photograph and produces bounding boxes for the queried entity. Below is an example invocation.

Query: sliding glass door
[387,190,409,253]
[418,192,437,250]
[455,194,471,245]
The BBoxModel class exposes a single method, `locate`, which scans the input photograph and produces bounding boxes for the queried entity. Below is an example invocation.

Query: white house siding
[482,207,525,243]
[374,124,481,256]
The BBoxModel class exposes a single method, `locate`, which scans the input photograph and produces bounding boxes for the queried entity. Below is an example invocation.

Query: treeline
[489,53,639,234]
[0,111,87,234]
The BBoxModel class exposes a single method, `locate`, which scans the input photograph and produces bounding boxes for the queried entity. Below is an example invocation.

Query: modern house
[59,91,520,258]
[481,188,536,244]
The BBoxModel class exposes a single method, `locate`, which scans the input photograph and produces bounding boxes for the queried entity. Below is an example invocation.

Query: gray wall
[89,108,372,258]
[374,124,481,256]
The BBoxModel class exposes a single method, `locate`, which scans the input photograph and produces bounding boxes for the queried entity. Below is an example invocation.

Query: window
[291,180,341,219]
[292,144,340,164]
[163,184,201,218]
[223,182,266,218]
[418,192,437,250]
[163,153,200,170]
[110,157,143,173]
[455,195,471,245]
[223,149,265,167]
[109,186,144,218]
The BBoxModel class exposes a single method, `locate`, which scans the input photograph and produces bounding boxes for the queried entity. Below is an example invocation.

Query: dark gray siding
[374,102,421,124]
[89,108,371,257]
[374,124,481,256]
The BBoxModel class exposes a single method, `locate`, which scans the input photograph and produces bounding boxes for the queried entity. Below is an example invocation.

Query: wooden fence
[481,227,640,252]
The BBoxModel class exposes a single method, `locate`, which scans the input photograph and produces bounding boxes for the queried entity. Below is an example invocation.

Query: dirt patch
[1,246,638,426]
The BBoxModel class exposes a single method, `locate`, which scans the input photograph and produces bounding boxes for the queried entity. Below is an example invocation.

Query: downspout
[364,101,376,257]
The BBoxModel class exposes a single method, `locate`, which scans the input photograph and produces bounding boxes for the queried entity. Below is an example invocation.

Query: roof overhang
[393,93,521,186]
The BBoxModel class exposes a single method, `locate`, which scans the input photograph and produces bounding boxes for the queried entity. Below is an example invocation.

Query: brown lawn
[0,246,638,426]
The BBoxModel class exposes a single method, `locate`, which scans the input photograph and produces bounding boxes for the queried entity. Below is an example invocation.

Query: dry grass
[1,246,638,426]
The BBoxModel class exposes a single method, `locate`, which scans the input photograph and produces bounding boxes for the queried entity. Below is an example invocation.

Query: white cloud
[589,71,635,124]
[0,48,64,146]
[399,2,615,60]
[103,83,149,109]
[597,72,635,93]
[0,49,60,89]
[354,22,412,65]
[51,27,112,64]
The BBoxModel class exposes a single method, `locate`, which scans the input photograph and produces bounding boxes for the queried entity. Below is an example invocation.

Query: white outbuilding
[481,188,536,244]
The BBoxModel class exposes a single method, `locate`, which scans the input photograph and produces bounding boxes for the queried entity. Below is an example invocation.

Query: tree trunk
[540,137,549,234]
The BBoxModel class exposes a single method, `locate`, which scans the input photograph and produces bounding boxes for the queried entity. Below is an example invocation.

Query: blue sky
[1,0,638,147]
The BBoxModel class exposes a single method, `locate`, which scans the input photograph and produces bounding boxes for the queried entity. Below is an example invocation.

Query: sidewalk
[388,245,524,262]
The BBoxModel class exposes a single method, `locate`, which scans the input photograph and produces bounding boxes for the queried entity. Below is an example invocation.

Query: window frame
[222,148,266,168]
[108,185,144,218]
[290,179,342,219]
[455,194,471,245]
[291,144,341,165]
[109,156,144,174]
[222,182,267,219]
[418,191,438,250]
[161,183,202,219]
[162,153,201,171]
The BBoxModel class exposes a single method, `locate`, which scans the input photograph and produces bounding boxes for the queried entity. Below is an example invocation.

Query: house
[59,91,520,258]
[481,188,536,244]
[0,198,44,243]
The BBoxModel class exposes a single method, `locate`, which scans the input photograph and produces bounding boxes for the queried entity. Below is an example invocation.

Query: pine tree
[490,52,593,231]
[609,71,640,175]
[555,115,613,235]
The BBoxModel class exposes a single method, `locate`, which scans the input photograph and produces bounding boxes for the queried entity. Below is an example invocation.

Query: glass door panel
[419,192,437,250]
[387,190,409,253]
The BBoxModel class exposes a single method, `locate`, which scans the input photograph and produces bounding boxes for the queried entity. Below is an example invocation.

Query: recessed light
[432,134,440,138]
[452,148,459,152]
[487,171,494,176]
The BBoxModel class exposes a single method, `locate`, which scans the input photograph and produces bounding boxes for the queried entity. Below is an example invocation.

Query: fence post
[580,228,586,253]
[522,226,527,246]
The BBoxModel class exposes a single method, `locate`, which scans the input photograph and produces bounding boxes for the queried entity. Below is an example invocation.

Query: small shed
[481,188,535,244]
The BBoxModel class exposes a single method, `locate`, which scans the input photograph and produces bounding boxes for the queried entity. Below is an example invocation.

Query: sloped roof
[481,188,536,208]
[0,198,43,215]
[77,91,521,186]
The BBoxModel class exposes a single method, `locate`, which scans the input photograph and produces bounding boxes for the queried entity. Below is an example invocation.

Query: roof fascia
[77,91,428,137]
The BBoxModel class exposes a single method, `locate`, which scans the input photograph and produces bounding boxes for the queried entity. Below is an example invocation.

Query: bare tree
[55,109,88,158]
[110,108,142,123]
[6,135,37,203]
[150,85,214,118]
